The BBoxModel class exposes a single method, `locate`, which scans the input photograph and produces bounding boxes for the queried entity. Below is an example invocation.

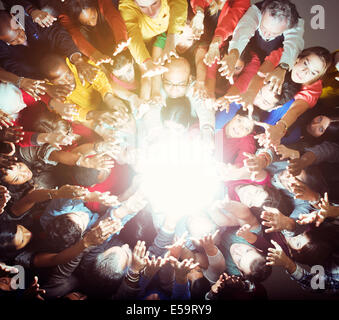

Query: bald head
[162,57,191,98]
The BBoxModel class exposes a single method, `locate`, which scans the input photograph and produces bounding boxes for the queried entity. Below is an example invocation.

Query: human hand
[85,191,120,207]
[261,206,290,233]
[24,276,45,300]
[218,50,239,84]
[83,218,122,247]
[45,83,75,102]
[204,41,220,67]
[149,92,166,108]
[56,184,89,199]
[113,38,131,57]
[0,126,24,144]
[31,9,57,28]
[169,257,199,284]
[142,60,168,78]
[297,211,324,227]
[287,158,307,177]
[90,50,114,66]
[123,189,148,213]
[72,57,99,85]
[192,80,209,100]
[79,153,116,170]
[155,34,178,65]
[243,152,267,180]
[190,11,204,40]
[289,177,319,201]
[144,255,168,279]
[255,121,285,147]
[39,132,75,150]
[19,78,47,101]
[0,110,14,129]
[266,240,293,270]
[94,140,122,160]
[215,94,242,112]
[129,240,149,273]
[274,144,299,160]
[49,99,79,121]
[236,224,257,243]
[165,232,188,260]
[264,66,287,95]
[190,230,219,256]
[0,185,11,214]
[0,153,17,169]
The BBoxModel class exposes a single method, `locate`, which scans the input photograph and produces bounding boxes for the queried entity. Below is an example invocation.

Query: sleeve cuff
[289,264,304,280]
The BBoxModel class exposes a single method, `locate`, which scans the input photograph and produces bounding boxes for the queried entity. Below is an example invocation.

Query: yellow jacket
[65,58,114,122]
[320,50,339,102]
[119,0,187,65]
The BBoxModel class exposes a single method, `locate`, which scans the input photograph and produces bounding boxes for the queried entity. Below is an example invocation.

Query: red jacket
[59,0,128,58]
[190,0,250,41]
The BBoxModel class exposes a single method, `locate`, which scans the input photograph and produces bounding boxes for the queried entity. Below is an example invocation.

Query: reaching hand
[274,144,299,160]
[264,66,287,95]
[0,110,14,129]
[261,206,289,233]
[0,126,24,144]
[19,78,47,101]
[192,81,209,100]
[0,153,17,169]
[129,240,149,273]
[266,240,290,268]
[190,11,204,40]
[90,51,114,66]
[142,60,168,78]
[287,158,306,177]
[42,132,76,150]
[215,94,242,112]
[24,276,45,300]
[169,257,199,284]
[165,232,188,260]
[31,9,57,28]
[243,152,267,180]
[155,34,178,65]
[123,189,148,213]
[49,99,79,121]
[113,38,131,57]
[236,224,257,243]
[297,211,324,227]
[289,177,319,201]
[86,191,120,207]
[95,140,122,160]
[56,184,89,199]
[45,84,75,102]
[0,185,11,214]
[73,58,99,85]
[204,41,220,67]
[80,153,116,170]
[83,218,122,247]
[190,230,219,256]
[218,50,239,84]
[144,255,168,279]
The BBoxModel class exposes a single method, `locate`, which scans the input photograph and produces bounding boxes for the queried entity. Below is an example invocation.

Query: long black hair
[65,0,98,21]
[0,222,18,255]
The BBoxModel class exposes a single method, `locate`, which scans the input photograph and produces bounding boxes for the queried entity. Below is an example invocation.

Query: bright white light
[138,127,221,217]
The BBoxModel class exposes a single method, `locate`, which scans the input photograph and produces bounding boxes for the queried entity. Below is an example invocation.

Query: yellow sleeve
[88,60,114,98]
[119,1,151,65]
[167,0,188,34]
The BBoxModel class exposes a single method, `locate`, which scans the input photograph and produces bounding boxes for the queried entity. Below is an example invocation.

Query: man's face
[49,63,76,89]
[0,18,27,46]
[259,11,289,41]
[162,70,190,99]
[135,0,162,18]
[253,83,279,111]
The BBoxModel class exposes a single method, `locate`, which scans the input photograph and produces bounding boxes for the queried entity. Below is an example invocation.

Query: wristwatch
[279,63,290,71]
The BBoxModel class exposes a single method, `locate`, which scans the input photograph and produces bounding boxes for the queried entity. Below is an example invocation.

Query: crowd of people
[0,0,338,301]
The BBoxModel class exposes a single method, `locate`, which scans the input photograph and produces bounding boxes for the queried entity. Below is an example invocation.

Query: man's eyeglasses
[162,78,189,88]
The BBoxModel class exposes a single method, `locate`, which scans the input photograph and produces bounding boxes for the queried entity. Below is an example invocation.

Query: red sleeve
[294,80,323,108]
[59,14,97,58]
[264,47,283,68]
[214,0,251,41]
[71,123,100,143]
[190,0,212,13]
[21,89,51,107]
[18,131,36,147]
[233,134,256,167]
[99,0,128,44]
[206,61,218,79]
[234,53,261,93]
